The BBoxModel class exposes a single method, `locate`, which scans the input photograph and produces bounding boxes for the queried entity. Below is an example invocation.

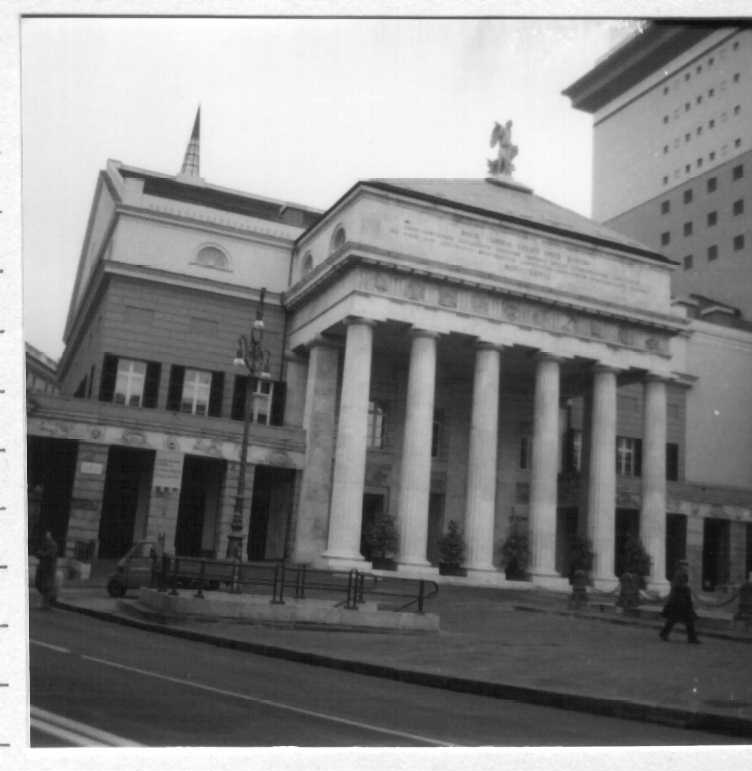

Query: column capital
[343,316,378,329]
[534,351,564,365]
[408,326,440,340]
[592,363,620,376]
[306,335,341,351]
[644,371,671,385]
[474,340,505,352]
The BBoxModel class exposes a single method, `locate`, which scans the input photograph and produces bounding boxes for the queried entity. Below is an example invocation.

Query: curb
[53,599,752,738]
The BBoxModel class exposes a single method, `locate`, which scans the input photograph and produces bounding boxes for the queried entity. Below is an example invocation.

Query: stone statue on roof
[488,120,518,177]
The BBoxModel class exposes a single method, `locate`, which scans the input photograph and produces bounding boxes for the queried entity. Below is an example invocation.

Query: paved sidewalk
[43,579,752,739]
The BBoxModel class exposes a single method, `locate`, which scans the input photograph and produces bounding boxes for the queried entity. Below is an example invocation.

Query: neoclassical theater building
[27,116,752,593]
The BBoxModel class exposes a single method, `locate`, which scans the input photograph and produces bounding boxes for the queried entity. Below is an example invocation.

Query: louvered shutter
[166,366,185,411]
[208,371,224,417]
[99,353,118,402]
[143,362,161,408]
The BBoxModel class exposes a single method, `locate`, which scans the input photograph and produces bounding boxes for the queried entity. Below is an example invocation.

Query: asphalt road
[29,607,739,747]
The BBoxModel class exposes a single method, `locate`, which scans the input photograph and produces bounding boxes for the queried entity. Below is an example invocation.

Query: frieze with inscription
[361,268,671,355]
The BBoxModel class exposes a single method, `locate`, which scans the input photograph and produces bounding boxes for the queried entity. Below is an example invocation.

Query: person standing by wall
[659,561,700,644]
[34,530,58,610]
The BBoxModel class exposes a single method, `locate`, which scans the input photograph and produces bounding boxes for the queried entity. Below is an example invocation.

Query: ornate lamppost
[226,288,271,560]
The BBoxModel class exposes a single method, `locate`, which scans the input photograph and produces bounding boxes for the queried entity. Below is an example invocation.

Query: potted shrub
[499,525,529,580]
[437,520,466,576]
[568,534,594,584]
[619,534,652,589]
[365,512,399,570]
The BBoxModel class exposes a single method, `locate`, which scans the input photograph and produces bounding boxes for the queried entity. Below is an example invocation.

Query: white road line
[81,654,456,747]
[30,706,143,747]
[29,639,70,654]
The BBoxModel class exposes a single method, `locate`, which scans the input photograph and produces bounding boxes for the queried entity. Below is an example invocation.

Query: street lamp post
[226,288,272,561]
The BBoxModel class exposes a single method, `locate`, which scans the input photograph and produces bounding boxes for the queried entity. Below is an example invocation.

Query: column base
[646,578,671,598]
[396,563,440,580]
[463,568,510,587]
[321,551,370,572]
[530,572,571,592]
[592,576,620,592]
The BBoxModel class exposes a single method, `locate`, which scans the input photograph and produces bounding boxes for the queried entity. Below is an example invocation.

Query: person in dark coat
[660,563,700,644]
[35,531,58,609]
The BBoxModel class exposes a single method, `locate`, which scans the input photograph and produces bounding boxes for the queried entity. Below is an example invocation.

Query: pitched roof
[363,178,674,264]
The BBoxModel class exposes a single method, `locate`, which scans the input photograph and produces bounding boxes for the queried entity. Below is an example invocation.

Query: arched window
[330,225,346,254]
[302,252,314,275]
[195,245,230,270]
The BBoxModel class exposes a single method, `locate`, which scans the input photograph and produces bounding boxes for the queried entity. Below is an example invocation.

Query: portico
[286,177,687,589]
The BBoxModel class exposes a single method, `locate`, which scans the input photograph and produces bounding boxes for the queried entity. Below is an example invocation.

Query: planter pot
[371,557,397,571]
[439,563,467,577]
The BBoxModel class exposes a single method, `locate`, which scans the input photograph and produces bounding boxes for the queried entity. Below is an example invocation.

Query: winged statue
[488,120,518,177]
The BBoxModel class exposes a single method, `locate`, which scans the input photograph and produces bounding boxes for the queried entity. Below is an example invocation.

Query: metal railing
[150,555,438,614]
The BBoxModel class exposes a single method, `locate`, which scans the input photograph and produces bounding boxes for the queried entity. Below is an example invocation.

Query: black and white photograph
[4,3,752,769]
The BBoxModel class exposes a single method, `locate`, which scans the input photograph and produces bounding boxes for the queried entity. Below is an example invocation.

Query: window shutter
[143,362,161,408]
[99,353,118,402]
[209,370,224,417]
[271,381,286,426]
[231,375,248,420]
[634,438,643,478]
[73,377,87,398]
[87,365,95,398]
[166,366,185,411]
[666,443,679,481]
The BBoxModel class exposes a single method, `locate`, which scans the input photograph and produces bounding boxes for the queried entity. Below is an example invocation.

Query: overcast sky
[21,17,640,359]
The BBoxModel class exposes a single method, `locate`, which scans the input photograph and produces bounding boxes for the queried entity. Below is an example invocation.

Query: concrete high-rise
[564,22,752,317]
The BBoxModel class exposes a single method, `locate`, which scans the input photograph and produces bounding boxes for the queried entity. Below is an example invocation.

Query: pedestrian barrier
[150,555,438,614]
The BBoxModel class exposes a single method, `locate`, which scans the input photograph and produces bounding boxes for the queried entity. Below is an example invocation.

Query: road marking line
[30,639,70,654]
[30,707,143,747]
[81,654,456,747]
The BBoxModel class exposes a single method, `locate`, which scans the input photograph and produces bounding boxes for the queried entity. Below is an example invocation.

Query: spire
[179,106,201,178]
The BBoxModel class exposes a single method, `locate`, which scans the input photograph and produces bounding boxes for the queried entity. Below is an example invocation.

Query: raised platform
[131,587,439,632]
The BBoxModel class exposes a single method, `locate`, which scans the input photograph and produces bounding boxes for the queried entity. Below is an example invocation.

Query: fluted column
[397,329,438,568]
[642,375,669,592]
[323,318,375,564]
[529,353,561,581]
[464,343,501,572]
[588,365,617,588]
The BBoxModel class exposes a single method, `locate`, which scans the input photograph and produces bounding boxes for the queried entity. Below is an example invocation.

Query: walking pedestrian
[34,531,58,610]
[659,562,700,644]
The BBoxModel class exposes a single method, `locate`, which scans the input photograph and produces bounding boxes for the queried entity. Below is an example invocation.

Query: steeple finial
[179,106,201,178]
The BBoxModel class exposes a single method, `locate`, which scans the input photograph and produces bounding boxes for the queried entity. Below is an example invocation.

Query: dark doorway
[614,508,640,577]
[248,466,296,561]
[426,493,445,565]
[665,513,687,581]
[175,456,225,557]
[702,517,730,591]
[26,436,78,554]
[359,492,386,562]
[556,507,579,576]
[99,447,155,558]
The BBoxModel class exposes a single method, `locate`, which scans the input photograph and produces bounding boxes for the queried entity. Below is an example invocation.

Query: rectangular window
[431,410,444,458]
[734,234,745,251]
[707,176,717,192]
[367,400,386,449]
[733,164,744,180]
[100,354,160,408]
[733,198,744,215]
[666,443,679,482]
[683,221,693,236]
[661,231,671,246]
[230,375,277,424]
[683,255,693,270]
[616,437,642,477]
[708,244,718,261]
[115,359,146,407]
[181,369,212,415]
[683,189,693,204]
[707,211,717,227]
[660,200,670,214]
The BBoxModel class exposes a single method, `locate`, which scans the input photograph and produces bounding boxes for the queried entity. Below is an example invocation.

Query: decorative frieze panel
[361,267,673,356]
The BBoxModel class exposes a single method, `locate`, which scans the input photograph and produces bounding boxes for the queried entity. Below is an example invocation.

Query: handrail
[149,555,438,614]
